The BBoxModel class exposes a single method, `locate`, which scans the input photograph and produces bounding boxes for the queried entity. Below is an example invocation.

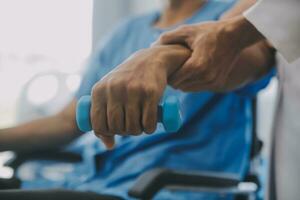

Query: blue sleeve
[234,68,276,97]
[75,19,131,99]
[75,49,104,99]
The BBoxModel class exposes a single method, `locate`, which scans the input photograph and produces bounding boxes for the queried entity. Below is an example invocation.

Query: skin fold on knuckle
[126,81,143,96]
[158,34,171,44]
[143,118,156,134]
[177,25,189,34]
[92,81,107,99]
[128,124,142,135]
[159,26,186,44]
[142,83,159,99]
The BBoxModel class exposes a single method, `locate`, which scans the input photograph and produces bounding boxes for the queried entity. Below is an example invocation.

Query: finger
[97,135,115,150]
[90,98,116,149]
[156,27,189,45]
[169,51,202,88]
[125,103,143,135]
[168,68,188,87]
[168,63,194,88]
[107,102,125,135]
[142,96,158,134]
[90,97,109,136]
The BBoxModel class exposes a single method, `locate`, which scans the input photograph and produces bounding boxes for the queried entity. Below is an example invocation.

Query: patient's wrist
[149,45,191,76]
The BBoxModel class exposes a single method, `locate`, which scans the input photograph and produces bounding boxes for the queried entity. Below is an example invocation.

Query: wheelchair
[0,99,263,200]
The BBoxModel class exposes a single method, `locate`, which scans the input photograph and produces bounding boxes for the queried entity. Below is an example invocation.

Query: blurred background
[0,0,161,127]
[0,0,277,160]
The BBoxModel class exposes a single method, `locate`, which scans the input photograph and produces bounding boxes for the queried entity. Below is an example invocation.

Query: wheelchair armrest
[128,168,240,199]
[4,151,82,170]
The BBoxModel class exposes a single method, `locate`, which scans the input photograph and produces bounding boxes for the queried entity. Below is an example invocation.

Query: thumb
[168,53,198,86]
[98,135,115,150]
[155,28,189,46]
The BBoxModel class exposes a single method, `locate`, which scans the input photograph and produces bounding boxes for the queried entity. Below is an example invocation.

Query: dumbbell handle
[76,95,182,133]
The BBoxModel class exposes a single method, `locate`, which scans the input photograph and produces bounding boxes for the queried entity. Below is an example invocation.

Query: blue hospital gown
[19,1,274,199]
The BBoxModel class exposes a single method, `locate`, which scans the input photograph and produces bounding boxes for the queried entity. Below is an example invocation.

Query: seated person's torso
[18,1,273,199]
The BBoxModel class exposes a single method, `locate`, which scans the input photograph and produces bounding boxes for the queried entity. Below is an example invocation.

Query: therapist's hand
[90,45,190,149]
[156,16,264,92]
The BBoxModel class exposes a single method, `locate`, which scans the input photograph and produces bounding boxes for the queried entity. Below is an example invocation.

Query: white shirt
[271,55,300,200]
[244,1,300,200]
[244,0,300,63]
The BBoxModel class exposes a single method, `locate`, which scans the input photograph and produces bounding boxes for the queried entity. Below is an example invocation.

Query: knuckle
[107,78,120,89]
[144,123,156,134]
[127,82,143,94]
[178,25,194,34]
[92,83,105,97]
[128,127,142,135]
[178,25,188,32]
[117,128,126,135]
[108,127,118,135]
[126,121,142,135]
[143,85,158,97]
[159,33,170,42]
[135,129,143,135]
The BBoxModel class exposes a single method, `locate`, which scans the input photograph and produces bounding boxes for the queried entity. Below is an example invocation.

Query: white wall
[92,0,161,49]
[0,0,93,127]
[129,0,161,15]
[92,0,129,48]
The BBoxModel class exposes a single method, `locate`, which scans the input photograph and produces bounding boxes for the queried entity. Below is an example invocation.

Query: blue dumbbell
[76,95,182,133]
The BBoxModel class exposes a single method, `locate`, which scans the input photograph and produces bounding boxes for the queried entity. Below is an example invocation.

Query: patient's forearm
[143,44,191,76]
[0,100,80,153]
